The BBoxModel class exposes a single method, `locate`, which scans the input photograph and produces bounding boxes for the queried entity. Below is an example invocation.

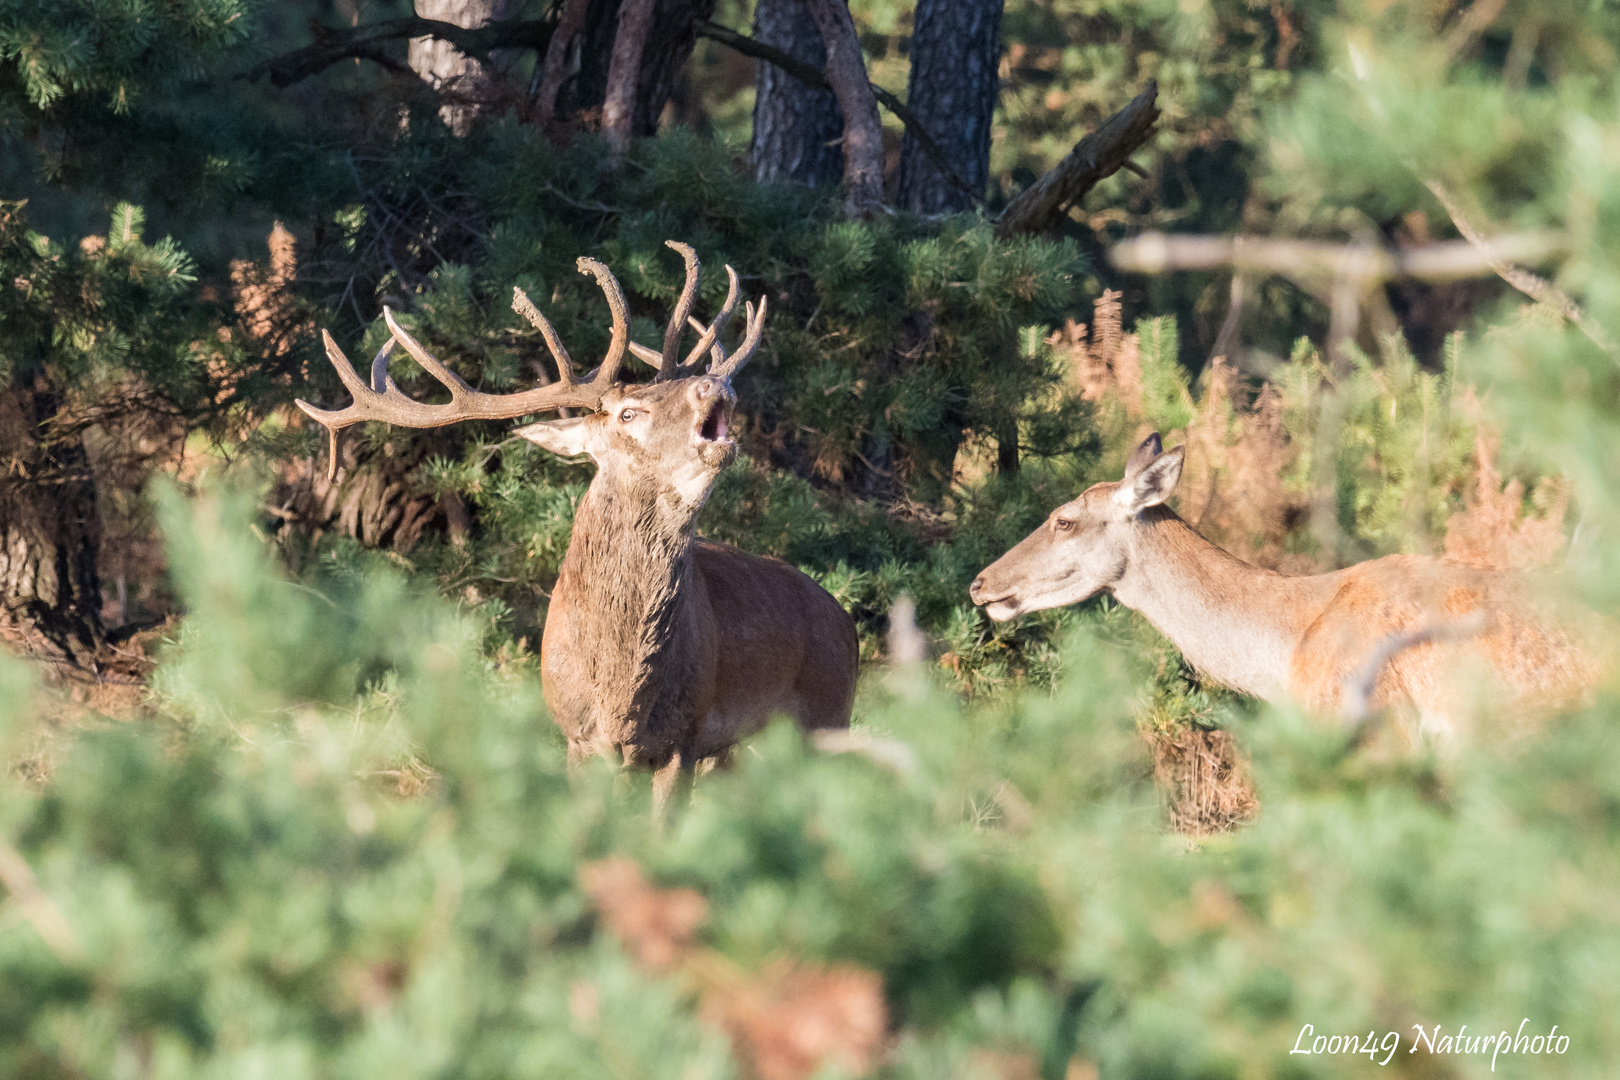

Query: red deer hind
[970,433,1604,737]
[297,242,858,796]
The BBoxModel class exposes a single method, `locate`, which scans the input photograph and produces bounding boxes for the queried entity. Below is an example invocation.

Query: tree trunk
[603,0,658,162]
[0,379,104,666]
[895,0,1003,214]
[410,0,524,134]
[634,0,717,135]
[749,0,844,187]
[545,0,715,139]
[803,0,885,217]
[537,0,593,133]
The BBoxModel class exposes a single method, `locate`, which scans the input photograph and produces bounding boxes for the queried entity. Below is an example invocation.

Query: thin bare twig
[0,843,83,964]
[1424,180,1617,357]
[1342,611,1488,729]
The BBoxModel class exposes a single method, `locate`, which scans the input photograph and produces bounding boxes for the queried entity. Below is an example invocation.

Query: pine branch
[240,17,552,88]
[994,81,1160,238]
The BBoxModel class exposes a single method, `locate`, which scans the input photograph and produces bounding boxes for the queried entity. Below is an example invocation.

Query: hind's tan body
[971,435,1604,734]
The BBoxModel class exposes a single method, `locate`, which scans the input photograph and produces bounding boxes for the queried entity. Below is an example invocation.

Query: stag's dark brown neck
[554,471,708,755]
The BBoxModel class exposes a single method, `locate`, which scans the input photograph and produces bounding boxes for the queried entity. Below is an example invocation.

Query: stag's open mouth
[696,400,732,444]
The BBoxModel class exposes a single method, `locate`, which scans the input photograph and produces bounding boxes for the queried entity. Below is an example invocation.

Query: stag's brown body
[544,522,857,766]
[298,243,857,790]
[971,434,1604,737]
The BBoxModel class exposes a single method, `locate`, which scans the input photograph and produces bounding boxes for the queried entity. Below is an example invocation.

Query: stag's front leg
[651,752,697,819]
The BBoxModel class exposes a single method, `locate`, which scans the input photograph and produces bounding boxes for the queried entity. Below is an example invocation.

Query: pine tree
[0,203,210,662]
[895,0,1003,214]
[749,0,844,188]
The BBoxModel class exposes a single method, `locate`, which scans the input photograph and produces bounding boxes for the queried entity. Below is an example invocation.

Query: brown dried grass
[230,222,299,349]
[1144,726,1258,836]
[1444,429,1569,570]
[579,856,888,1080]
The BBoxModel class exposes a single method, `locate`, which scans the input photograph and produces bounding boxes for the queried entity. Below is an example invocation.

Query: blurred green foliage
[3,465,1618,1077]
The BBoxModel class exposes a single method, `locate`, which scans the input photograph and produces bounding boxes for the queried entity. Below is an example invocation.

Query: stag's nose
[969,576,985,602]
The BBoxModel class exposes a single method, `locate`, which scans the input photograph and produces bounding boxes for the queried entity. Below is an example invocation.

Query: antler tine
[685,316,723,368]
[295,330,380,481]
[296,300,626,480]
[576,257,631,386]
[383,307,477,399]
[710,295,768,382]
[659,241,702,380]
[512,285,578,387]
[679,264,740,374]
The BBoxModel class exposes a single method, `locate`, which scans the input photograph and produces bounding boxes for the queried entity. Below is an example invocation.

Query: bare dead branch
[240,16,552,88]
[1341,611,1488,727]
[1111,230,1571,283]
[1424,180,1617,357]
[995,81,1160,238]
[0,843,83,964]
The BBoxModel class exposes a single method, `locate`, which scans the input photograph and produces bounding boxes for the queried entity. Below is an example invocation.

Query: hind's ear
[514,415,599,461]
[1116,444,1184,512]
[1122,432,1164,481]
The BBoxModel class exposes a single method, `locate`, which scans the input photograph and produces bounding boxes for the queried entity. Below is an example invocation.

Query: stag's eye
[1053,518,1075,533]
[618,408,638,423]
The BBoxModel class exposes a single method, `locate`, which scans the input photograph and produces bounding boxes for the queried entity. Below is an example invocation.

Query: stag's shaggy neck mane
[1111,507,1340,698]
[554,472,708,753]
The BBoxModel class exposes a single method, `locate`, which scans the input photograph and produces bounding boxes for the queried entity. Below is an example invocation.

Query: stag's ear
[1116,444,1184,512]
[514,415,599,460]
[1122,432,1164,481]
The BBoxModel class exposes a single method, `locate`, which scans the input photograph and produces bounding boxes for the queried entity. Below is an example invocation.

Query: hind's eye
[619,408,637,423]
[1054,518,1074,532]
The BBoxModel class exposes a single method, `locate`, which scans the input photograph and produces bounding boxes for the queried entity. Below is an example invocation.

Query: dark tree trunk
[0,379,104,665]
[634,0,716,134]
[895,0,1003,214]
[748,0,844,187]
[550,0,715,137]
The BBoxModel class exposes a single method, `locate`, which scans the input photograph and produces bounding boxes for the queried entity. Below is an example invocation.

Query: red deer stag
[969,433,1603,737]
[296,243,858,797]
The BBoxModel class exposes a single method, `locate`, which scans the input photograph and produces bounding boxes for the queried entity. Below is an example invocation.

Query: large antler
[295,256,632,479]
[627,241,768,383]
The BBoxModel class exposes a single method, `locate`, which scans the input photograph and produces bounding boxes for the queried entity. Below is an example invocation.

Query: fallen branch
[994,81,1160,238]
[1111,230,1570,283]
